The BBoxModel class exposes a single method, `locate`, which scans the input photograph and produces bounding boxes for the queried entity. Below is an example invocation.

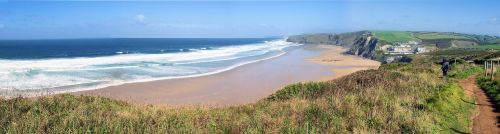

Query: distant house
[407,40,419,45]
[385,56,396,63]
[385,41,425,55]
[387,45,414,55]
[415,47,427,53]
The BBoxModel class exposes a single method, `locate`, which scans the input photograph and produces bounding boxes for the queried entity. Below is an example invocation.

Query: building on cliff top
[387,45,414,55]
[385,41,427,55]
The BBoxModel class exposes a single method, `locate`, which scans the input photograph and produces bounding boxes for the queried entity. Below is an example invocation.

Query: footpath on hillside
[459,76,499,134]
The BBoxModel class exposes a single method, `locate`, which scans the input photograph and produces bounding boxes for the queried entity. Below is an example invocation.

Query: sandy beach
[74,45,380,106]
[306,45,381,81]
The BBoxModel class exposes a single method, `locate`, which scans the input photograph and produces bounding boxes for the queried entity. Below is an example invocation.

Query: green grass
[371,31,420,43]
[449,65,483,79]
[0,57,477,133]
[465,44,500,49]
[424,83,475,133]
[416,32,473,40]
[476,77,500,107]
[426,49,497,60]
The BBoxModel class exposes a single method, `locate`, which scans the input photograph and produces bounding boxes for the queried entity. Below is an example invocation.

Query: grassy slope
[426,49,500,61]
[0,56,479,133]
[288,31,500,47]
[415,32,473,40]
[371,31,420,43]
[466,44,500,49]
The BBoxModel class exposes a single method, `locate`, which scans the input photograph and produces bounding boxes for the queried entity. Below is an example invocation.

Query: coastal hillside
[0,50,483,133]
[4,0,500,133]
[287,31,500,61]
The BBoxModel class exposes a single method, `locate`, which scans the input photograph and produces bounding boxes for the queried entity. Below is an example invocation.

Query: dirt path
[459,76,500,134]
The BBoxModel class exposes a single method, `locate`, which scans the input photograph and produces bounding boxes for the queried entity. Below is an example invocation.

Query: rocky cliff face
[287,31,379,59]
[346,35,378,59]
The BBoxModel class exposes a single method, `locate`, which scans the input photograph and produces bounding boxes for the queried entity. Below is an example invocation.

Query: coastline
[305,45,381,81]
[74,44,380,106]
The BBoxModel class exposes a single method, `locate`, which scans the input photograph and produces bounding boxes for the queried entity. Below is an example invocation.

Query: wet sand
[74,45,380,106]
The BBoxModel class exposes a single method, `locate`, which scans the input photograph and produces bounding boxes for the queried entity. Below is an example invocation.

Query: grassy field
[427,49,498,60]
[415,32,473,40]
[0,55,480,133]
[371,31,420,43]
[465,44,500,49]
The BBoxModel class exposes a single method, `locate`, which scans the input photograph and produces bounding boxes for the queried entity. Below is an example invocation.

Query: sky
[0,0,499,39]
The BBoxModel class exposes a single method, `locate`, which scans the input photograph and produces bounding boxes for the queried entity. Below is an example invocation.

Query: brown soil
[459,76,500,134]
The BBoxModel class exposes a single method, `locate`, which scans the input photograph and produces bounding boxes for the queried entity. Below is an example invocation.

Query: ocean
[0,38,301,95]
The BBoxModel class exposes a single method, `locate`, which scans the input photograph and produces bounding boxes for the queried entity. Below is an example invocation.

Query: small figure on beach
[441,58,450,77]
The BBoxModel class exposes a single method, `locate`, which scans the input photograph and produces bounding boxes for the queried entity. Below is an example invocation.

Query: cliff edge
[287,31,378,59]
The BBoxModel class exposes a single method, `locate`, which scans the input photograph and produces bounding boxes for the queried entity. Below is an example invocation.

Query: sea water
[0,38,300,96]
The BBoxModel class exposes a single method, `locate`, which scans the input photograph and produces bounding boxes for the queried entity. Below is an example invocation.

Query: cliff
[287,31,379,59]
[287,31,500,62]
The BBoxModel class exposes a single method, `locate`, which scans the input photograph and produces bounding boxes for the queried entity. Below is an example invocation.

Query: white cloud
[491,17,498,22]
[134,14,146,23]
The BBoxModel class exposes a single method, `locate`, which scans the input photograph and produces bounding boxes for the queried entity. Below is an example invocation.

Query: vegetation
[415,32,473,40]
[449,65,483,79]
[286,33,338,45]
[426,49,498,61]
[286,31,367,47]
[476,76,500,107]
[372,31,420,43]
[465,44,500,50]
[468,35,500,44]
[412,32,500,49]
[0,54,479,133]
[288,31,500,58]
[287,31,500,62]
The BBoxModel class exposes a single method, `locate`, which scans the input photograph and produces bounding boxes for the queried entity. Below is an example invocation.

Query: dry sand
[74,44,380,106]
[306,45,381,81]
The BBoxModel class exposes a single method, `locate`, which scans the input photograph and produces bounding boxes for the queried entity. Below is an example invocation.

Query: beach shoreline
[74,44,380,106]
[305,45,381,81]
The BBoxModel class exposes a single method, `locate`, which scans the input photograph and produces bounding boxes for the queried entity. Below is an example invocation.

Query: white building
[387,45,414,55]
[415,47,427,53]
[385,40,425,55]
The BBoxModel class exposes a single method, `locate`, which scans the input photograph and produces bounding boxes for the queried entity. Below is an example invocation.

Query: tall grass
[0,59,477,133]
[449,63,483,79]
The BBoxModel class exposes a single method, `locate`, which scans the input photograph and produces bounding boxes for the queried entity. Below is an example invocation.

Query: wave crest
[0,39,301,96]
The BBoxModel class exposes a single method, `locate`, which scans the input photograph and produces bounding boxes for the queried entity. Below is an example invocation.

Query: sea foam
[0,39,300,96]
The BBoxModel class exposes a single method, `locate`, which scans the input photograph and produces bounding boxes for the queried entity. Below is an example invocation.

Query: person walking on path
[441,59,450,77]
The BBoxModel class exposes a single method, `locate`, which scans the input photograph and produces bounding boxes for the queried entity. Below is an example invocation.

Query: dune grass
[0,58,478,133]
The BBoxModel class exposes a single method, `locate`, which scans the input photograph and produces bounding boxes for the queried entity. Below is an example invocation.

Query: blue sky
[0,0,499,39]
